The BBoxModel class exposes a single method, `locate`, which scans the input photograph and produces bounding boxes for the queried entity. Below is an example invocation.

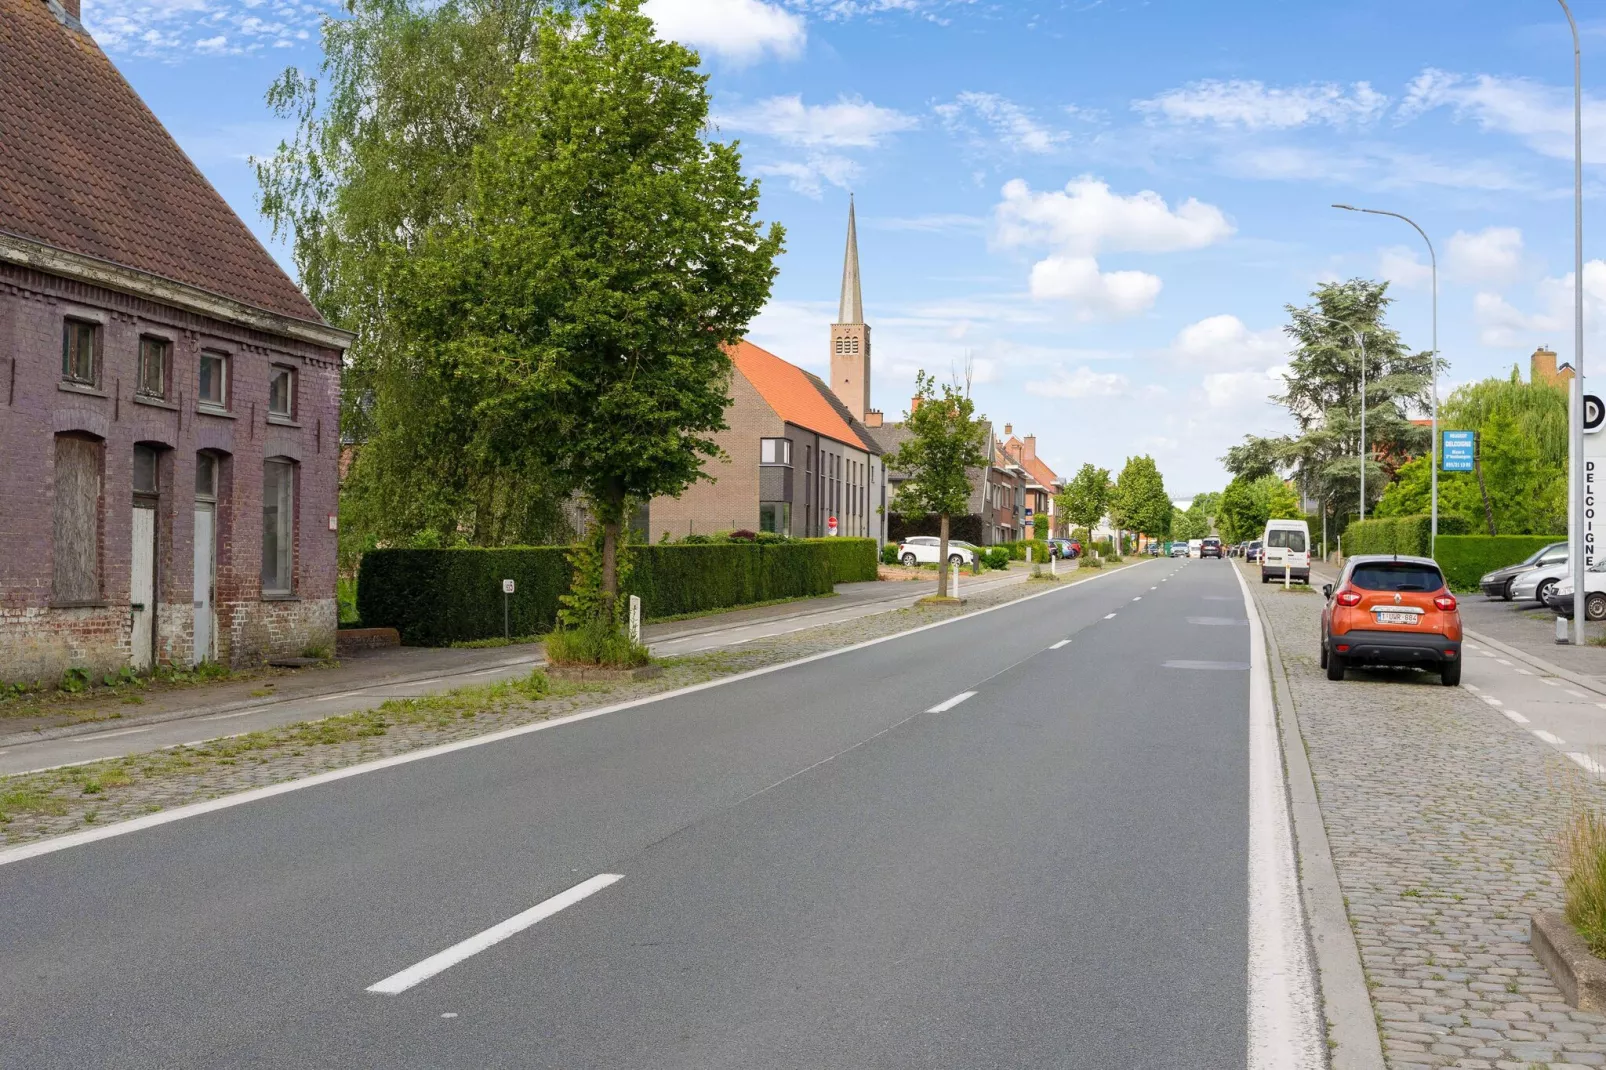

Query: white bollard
[628,595,642,644]
[949,562,959,598]
[1284,563,1290,590]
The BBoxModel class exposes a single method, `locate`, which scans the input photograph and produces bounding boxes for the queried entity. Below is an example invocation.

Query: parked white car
[1547,561,1606,620]
[897,536,977,567]
[1511,559,1570,604]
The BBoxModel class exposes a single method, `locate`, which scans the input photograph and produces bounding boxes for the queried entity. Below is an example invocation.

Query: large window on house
[136,337,169,399]
[262,458,295,595]
[199,351,229,409]
[52,433,103,603]
[760,438,792,466]
[61,320,99,387]
[268,365,296,419]
[759,502,791,536]
[132,444,160,497]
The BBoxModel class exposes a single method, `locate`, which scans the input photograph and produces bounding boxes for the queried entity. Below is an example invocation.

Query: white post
[949,562,959,599]
[1284,562,1290,590]
[628,595,642,645]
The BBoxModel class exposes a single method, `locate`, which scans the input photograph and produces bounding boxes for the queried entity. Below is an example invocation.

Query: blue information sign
[1441,430,1476,472]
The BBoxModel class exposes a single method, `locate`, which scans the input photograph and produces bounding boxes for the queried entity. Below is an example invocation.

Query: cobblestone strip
[0,562,1140,848]
[1246,566,1606,1070]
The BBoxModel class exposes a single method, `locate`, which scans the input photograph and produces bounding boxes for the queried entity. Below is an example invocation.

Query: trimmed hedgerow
[1434,535,1566,592]
[803,538,879,583]
[1341,514,1473,557]
[357,542,837,645]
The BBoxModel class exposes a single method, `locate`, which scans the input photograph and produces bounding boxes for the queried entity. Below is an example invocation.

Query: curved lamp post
[1332,204,1439,556]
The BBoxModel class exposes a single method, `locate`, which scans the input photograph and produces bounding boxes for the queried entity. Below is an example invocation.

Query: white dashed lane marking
[1535,730,1567,746]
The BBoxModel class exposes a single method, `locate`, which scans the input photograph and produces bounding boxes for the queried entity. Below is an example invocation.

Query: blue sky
[85,0,1606,495]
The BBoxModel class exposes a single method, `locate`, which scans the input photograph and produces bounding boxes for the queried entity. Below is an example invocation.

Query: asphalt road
[0,558,1274,1069]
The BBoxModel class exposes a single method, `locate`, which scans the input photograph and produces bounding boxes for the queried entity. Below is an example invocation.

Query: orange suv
[1320,555,1463,686]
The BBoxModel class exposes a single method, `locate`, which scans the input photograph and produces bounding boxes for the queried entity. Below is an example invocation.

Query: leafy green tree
[1111,455,1172,546]
[258,0,574,549]
[1170,498,1212,541]
[1057,464,1113,555]
[1221,437,1281,482]
[888,372,991,597]
[391,0,784,625]
[1218,475,1302,543]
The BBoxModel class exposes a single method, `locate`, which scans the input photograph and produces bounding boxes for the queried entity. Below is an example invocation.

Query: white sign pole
[948,562,959,599]
[628,595,642,645]
[501,578,515,639]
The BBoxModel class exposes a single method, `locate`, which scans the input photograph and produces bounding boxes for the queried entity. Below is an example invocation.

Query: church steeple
[838,195,864,325]
[830,196,872,422]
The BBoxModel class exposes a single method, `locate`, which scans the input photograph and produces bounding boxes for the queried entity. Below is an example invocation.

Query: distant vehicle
[897,537,976,567]
[1147,543,1162,556]
[1260,519,1310,584]
[1548,561,1606,620]
[1170,543,1188,558]
[1200,536,1223,559]
[1511,558,1570,604]
[1188,538,1203,558]
[1047,538,1079,560]
[1246,540,1263,563]
[1321,555,1462,685]
[1479,541,1568,600]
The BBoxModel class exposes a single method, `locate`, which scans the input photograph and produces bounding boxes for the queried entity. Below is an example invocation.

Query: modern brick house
[998,427,1063,536]
[0,0,351,682]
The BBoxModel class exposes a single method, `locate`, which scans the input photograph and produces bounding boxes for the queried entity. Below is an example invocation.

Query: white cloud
[1473,260,1606,348]
[935,92,1065,154]
[643,0,806,63]
[1135,79,1388,130]
[1025,366,1131,399]
[717,95,917,148]
[1170,315,1285,368]
[1447,226,1525,285]
[1200,366,1288,410]
[85,0,332,57]
[1377,246,1433,291]
[754,154,860,198]
[1027,256,1161,319]
[994,176,1233,256]
[1399,68,1606,165]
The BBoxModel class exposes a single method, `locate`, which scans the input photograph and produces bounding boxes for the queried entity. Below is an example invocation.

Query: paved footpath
[1248,563,1606,1069]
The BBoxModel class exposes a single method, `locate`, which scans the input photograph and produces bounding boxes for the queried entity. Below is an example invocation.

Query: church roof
[837,196,863,325]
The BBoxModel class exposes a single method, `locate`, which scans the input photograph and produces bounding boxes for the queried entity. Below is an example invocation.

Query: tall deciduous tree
[258,0,574,551]
[1057,464,1113,554]
[1218,474,1301,543]
[1111,455,1172,547]
[888,372,991,598]
[401,0,784,622]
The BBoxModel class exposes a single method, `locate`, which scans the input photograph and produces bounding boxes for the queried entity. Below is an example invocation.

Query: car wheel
[1326,650,1346,681]
[949,554,964,565]
[1440,659,1462,687]
[901,553,917,566]
[1536,579,1557,604]
[1502,578,1515,602]
[1589,592,1606,621]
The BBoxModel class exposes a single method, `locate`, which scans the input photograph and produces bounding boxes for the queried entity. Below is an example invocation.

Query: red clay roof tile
[729,340,873,450]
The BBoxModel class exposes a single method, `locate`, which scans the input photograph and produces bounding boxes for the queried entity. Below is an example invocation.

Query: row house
[0,0,350,682]
[998,427,1064,536]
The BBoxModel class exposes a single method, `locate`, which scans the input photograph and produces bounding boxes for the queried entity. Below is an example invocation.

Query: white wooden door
[130,504,157,671]
[192,505,215,666]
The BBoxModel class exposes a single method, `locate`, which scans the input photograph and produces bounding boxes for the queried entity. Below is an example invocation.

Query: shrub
[1028,539,1049,564]
[804,538,879,583]
[1080,554,1103,569]
[359,542,835,645]
[1561,804,1606,956]
[1341,514,1473,557]
[544,620,651,668]
[880,543,900,566]
[1435,535,1564,591]
[984,547,1010,570]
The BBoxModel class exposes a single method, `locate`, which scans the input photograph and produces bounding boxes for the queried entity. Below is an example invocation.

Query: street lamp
[1332,204,1440,557]
[1560,0,1587,644]
[1307,312,1369,522]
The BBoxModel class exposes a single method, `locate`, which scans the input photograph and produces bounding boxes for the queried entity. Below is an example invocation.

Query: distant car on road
[1200,536,1223,559]
[1246,540,1263,563]
[897,537,976,568]
[1320,555,1462,686]
[1479,541,1568,600]
[1188,538,1203,558]
[1169,543,1188,558]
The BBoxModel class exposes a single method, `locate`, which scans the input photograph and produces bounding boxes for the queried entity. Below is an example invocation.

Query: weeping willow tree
[256,0,576,554]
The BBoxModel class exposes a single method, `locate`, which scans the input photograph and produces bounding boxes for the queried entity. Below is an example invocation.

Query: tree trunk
[937,513,950,599]
[600,483,625,622]
[1475,452,1497,536]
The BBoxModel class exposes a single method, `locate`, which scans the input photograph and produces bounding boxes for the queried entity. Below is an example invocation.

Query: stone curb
[1531,909,1606,1013]
[1248,565,1386,1070]
[546,664,663,683]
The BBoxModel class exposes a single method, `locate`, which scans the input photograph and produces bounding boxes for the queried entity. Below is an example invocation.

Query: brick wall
[647,370,779,539]
[0,263,341,682]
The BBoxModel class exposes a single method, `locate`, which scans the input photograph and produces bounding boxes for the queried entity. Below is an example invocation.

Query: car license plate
[1374,610,1417,625]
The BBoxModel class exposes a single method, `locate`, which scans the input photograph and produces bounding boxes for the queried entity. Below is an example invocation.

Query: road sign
[1024,507,1033,518]
[1441,430,1475,473]
[502,579,516,594]
[827,516,838,536]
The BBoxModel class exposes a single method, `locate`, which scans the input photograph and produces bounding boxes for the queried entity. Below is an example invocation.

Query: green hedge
[803,538,879,583]
[1434,535,1565,592]
[358,542,835,645]
[1341,514,1473,557]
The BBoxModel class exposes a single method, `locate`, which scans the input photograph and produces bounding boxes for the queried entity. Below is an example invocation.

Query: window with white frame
[199,351,229,409]
[760,438,792,466]
[268,365,295,419]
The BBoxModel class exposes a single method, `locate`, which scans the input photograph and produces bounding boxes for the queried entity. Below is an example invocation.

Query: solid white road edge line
[1232,563,1323,1070]
[367,874,622,995]
[1535,730,1566,746]
[926,692,976,714]
[1503,710,1531,725]
[0,559,1157,867]
[1049,639,1071,650]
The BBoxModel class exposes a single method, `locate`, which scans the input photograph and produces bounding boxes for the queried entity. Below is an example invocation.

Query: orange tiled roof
[0,2,324,324]
[1000,435,1059,488]
[729,340,872,450]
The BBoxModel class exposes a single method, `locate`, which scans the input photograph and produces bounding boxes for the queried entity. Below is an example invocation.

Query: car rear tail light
[1335,644,1350,653]
[1434,594,1458,611]
[1336,591,1362,606]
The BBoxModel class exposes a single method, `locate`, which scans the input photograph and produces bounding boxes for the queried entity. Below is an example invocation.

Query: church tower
[830,196,872,422]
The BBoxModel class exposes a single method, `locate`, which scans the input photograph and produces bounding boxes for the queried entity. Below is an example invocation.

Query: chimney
[1532,345,1558,385]
[1003,423,1013,436]
[910,395,921,413]
[864,409,883,428]
[1023,435,1036,462]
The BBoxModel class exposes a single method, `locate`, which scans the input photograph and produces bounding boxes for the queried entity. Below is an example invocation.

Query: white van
[1261,518,1310,584]
[1187,538,1203,558]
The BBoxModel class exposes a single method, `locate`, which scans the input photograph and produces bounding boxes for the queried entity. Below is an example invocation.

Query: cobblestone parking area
[1246,564,1606,1069]
[0,564,1129,848]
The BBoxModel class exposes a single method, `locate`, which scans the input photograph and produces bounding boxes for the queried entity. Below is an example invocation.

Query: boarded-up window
[53,434,102,602]
[262,459,295,594]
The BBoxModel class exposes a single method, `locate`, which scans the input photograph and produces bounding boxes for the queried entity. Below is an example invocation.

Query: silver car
[1511,558,1569,604]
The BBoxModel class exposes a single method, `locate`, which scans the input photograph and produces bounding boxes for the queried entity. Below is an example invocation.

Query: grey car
[1479,541,1567,600]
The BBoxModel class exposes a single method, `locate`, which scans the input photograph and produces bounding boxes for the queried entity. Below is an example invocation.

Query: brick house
[871,413,1028,546]
[998,427,1063,536]
[0,0,351,682]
